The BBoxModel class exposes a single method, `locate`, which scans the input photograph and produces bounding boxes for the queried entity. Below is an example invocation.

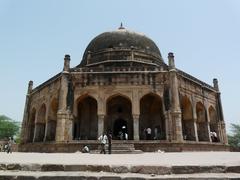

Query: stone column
[98,114,105,137]
[205,105,212,142]
[133,114,140,140]
[21,80,33,143]
[56,55,73,142]
[168,53,183,142]
[213,78,228,144]
[192,98,199,142]
[164,110,171,141]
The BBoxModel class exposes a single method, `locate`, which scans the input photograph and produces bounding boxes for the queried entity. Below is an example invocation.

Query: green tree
[0,115,20,140]
[228,123,240,147]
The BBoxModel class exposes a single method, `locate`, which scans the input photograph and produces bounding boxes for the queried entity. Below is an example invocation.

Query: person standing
[98,133,107,154]
[146,127,152,140]
[7,137,13,153]
[107,131,112,154]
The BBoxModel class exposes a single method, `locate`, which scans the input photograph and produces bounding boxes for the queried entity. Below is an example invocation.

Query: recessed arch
[45,98,58,141]
[34,104,46,142]
[28,108,36,142]
[106,94,133,140]
[209,105,219,142]
[181,95,195,141]
[196,102,209,141]
[73,95,98,140]
[139,93,165,140]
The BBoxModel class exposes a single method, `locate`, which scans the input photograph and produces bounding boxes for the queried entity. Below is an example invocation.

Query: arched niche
[196,102,209,141]
[34,104,46,142]
[209,106,219,142]
[139,93,165,140]
[45,98,58,141]
[181,95,195,141]
[106,95,133,140]
[73,96,98,140]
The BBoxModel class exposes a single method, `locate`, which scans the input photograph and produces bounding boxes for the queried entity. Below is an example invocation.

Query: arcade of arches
[26,93,220,143]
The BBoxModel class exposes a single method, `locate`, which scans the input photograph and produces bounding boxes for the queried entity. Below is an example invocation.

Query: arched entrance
[139,93,166,140]
[196,102,209,141]
[209,106,219,142]
[73,96,98,140]
[181,95,195,141]
[34,104,46,142]
[45,98,58,141]
[113,118,128,139]
[106,95,133,140]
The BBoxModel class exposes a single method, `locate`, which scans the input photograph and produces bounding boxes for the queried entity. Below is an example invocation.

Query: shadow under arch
[209,105,220,142]
[139,92,166,140]
[105,94,133,140]
[196,101,209,141]
[73,95,98,140]
[34,104,46,142]
[180,95,195,141]
[45,97,58,141]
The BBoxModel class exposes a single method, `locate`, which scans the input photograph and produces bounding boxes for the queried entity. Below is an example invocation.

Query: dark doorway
[113,118,127,139]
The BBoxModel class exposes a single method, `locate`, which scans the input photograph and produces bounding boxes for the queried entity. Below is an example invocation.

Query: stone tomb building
[20,26,228,152]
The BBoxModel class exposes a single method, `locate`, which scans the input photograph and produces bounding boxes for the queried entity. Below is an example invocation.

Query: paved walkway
[1,152,240,166]
[1,152,240,179]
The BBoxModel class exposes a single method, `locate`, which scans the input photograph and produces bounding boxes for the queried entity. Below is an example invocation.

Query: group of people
[98,131,112,154]
[143,127,161,140]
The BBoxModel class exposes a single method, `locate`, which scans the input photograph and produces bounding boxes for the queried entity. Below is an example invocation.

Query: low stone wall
[18,141,230,153]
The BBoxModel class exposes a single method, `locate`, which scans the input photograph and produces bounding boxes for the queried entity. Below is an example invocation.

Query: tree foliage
[228,123,240,147]
[0,115,20,140]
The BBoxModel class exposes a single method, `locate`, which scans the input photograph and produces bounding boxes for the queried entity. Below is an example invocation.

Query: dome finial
[118,22,125,30]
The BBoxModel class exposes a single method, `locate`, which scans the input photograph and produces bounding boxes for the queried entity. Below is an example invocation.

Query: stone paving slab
[1,152,240,166]
[0,171,240,180]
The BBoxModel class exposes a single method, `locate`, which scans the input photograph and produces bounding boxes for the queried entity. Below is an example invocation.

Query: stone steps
[92,142,142,154]
[0,171,240,179]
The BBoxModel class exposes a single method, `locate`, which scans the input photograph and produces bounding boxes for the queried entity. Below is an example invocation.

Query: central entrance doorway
[105,95,133,140]
[113,118,128,140]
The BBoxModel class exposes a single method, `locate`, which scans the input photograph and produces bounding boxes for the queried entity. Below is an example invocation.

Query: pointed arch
[106,94,133,140]
[209,106,219,142]
[73,95,98,140]
[34,104,46,142]
[196,102,209,141]
[139,93,165,140]
[181,95,195,141]
[45,98,58,141]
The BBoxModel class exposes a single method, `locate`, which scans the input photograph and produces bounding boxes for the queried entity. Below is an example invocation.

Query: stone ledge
[1,163,240,175]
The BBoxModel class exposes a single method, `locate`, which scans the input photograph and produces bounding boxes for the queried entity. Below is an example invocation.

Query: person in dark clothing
[107,131,112,154]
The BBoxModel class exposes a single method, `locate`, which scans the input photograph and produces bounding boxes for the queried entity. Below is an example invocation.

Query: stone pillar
[193,120,199,142]
[98,114,105,137]
[192,99,199,142]
[56,54,73,142]
[168,53,183,142]
[21,80,33,143]
[164,110,172,141]
[213,78,228,144]
[220,121,228,144]
[133,114,139,140]
[205,105,212,142]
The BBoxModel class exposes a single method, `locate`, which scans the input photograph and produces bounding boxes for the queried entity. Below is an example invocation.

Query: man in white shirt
[98,133,108,154]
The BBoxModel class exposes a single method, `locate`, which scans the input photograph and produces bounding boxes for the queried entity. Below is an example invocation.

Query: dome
[80,26,162,66]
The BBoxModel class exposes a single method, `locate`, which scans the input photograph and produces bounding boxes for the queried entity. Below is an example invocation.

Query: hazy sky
[0,0,239,133]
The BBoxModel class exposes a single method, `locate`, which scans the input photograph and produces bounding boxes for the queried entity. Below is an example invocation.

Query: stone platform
[0,152,240,179]
[18,140,230,153]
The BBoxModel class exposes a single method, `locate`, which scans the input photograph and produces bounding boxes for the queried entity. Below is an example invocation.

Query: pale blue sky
[0,0,239,133]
